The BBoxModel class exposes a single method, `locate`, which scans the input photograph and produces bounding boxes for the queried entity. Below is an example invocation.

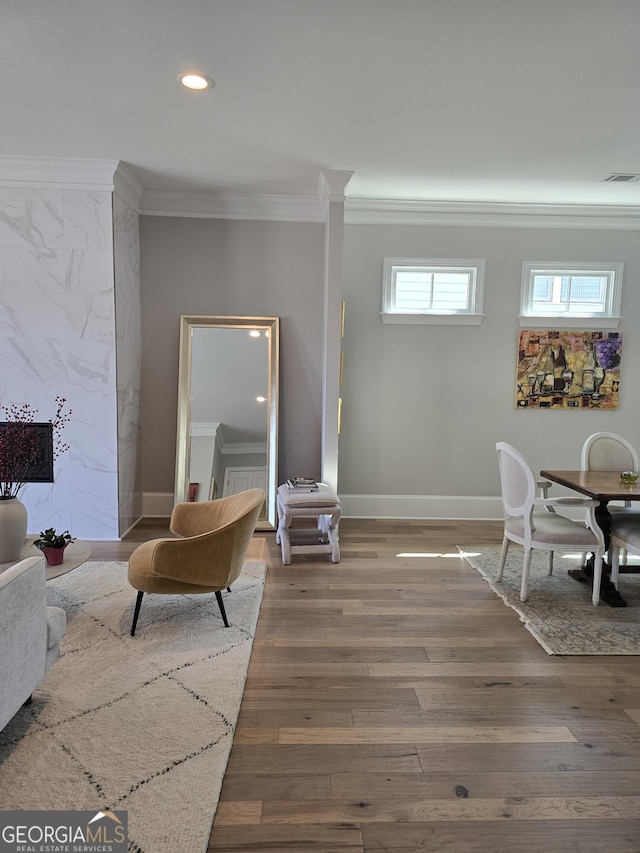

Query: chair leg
[520,550,533,601]
[547,551,554,575]
[215,590,230,627]
[592,553,604,606]
[497,536,509,581]
[130,591,144,637]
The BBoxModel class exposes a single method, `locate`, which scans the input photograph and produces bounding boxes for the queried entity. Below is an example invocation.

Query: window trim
[519,261,623,329]
[381,257,485,326]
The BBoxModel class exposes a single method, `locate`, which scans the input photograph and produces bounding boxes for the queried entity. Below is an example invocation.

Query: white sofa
[0,556,66,731]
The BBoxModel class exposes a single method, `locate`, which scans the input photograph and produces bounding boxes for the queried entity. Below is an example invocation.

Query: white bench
[276,483,341,564]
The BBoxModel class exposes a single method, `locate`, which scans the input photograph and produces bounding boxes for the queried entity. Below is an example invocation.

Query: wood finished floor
[105,518,640,853]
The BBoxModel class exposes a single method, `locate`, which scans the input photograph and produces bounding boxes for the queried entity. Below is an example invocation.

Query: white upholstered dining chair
[581,431,639,475]
[496,442,606,605]
[580,432,640,566]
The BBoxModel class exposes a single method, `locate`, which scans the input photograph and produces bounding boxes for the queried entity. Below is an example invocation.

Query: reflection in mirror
[175,316,279,529]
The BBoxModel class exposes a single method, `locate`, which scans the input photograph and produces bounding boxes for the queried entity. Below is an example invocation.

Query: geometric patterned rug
[0,560,266,853]
[459,545,640,655]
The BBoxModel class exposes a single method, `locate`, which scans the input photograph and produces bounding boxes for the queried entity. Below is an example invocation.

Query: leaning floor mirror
[174,315,280,529]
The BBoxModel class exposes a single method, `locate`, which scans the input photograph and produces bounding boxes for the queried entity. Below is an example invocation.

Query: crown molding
[2,160,639,228]
[113,162,143,212]
[140,189,327,222]
[219,440,267,455]
[344,197,640,229]
[0,156,120,190]
[140,169,356,221]
[190,421,220,437]
[200,425,265,455]
[319,169,355,206]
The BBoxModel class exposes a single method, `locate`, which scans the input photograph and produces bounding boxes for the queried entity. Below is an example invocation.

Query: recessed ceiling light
[256,396,267,403]
[178,72,214,91]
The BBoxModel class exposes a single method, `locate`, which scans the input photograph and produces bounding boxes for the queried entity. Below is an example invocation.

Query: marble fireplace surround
[0,158,143,541]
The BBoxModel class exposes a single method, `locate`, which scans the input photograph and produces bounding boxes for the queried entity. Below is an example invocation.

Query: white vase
[0,497,28,563]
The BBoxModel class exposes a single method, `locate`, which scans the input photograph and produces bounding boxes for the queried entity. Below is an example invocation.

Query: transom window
[520,262,623,329]
[382,258,485,325]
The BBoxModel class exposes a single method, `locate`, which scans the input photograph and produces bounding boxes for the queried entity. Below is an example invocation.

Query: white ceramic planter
[0,497,28,563]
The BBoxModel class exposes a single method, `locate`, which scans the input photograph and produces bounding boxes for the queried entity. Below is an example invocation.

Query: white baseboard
[143,492,174,517]
[119,517,144,538]
[143,491,529,522]
[338,494,504,520]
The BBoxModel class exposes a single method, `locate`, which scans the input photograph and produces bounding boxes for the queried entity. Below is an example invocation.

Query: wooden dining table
[539,469,640,607]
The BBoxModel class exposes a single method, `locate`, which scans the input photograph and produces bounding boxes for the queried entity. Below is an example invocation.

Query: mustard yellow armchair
[127,488,265,636]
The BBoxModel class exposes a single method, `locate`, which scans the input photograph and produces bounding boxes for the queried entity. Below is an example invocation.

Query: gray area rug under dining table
[459,545,640,655]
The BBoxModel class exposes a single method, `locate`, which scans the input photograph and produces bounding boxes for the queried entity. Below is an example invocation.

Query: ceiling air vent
[602,173,640,182]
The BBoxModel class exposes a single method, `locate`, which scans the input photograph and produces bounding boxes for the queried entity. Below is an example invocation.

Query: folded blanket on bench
[278,483,340,508]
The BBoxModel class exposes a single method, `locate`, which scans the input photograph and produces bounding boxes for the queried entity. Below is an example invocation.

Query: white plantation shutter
[394,270,472,311]
[382,258,485,325]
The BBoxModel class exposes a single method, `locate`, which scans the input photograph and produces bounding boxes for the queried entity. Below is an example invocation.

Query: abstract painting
[516,330,622,409]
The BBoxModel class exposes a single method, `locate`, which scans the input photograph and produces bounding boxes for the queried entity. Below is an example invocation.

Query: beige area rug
[0,560,267,853]
[459,546,640,656]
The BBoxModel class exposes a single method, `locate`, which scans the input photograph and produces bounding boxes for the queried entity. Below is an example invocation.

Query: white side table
[276,484,341,564]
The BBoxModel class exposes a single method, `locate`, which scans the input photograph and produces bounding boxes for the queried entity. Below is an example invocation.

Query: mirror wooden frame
[174,315,280,529]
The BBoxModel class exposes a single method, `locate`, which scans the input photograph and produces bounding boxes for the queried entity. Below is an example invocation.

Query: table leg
[568,500,627,607]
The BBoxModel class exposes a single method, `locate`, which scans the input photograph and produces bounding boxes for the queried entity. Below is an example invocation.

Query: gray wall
[139,217,325,496]
[340,222,640,511]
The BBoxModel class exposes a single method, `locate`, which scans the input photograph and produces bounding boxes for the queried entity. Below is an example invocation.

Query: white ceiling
[3,0,640,208]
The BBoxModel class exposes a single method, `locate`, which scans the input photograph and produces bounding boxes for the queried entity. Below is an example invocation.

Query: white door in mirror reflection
[224,467,268,519]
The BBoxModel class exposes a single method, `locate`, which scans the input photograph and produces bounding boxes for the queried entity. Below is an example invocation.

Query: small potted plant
[33,528,76,566]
